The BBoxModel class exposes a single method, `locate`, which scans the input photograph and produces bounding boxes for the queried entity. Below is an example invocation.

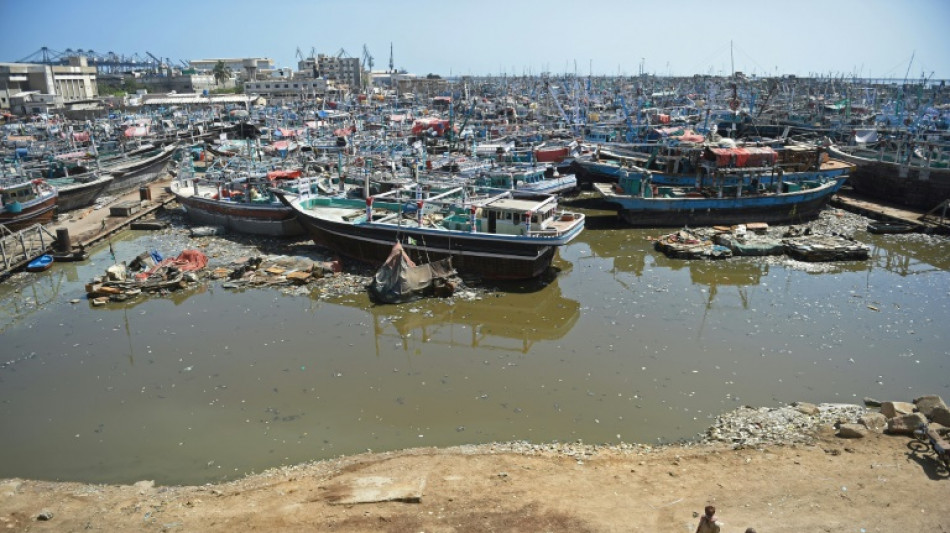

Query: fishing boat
[474,164,577,196]
[827,143,950,211]
[594,166,846,227]
[102,143,179,195]
[26,254,53,272]
[273,182,585,280]
[533,139,578,164]
[169,161,304,237]
[0,177,58,231]
[46,171,115,212]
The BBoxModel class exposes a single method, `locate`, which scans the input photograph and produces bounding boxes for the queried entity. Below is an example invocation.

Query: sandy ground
[1,428,948,532]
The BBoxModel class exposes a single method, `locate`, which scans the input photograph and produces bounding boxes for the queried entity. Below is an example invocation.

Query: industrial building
[0,56,98,114]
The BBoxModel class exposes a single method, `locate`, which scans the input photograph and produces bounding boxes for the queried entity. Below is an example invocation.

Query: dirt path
[1,429,948,532]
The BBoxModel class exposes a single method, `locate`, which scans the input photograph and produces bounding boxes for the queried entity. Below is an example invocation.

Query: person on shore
[695,505,722,533]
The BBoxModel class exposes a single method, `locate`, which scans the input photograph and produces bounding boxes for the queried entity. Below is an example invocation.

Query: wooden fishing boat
[102,143,178,195]
[47,171,115,212]
[274,183,585,280]
[595,165,847,228]
[827,143,950,211]
[474,165,577,196]
[169,161,303,237]
[0,177,58,231]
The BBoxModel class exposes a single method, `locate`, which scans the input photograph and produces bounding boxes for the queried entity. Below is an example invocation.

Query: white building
[189,58,274,81]
[243,78,328,99]
[0,56,98,114]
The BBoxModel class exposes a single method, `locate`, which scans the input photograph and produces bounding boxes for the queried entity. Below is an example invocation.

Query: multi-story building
[243,78,328,99]
[189,58,274,81]
[0,56,98,114]
[312,55,362,91]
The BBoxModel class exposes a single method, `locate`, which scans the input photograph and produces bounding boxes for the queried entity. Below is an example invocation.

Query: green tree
[212,61,233,86]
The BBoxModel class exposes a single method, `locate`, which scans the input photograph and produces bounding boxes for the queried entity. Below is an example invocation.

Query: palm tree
[212,61,232,86]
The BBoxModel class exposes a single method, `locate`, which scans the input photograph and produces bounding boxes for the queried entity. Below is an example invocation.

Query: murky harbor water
[1,211,948,485]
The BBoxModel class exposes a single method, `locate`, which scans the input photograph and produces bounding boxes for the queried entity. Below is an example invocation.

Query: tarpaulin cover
[276,128,304,138]
[369,242,455,304]
[411,118,451,136]
[654,127,704,143]
[854,129,878,144]
[705,147,777,167]
[124,126,149,137]
[333,125,356,137]
[55,150,87,161]
[267,169,302,180]
[147,249,208,275]
[72,132,90,142]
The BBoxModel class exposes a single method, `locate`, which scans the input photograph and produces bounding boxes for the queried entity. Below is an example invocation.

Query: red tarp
[411,118,451,136]
[333,125,356,137]
[267,169,302,181]
[147,249,208,275]
[705,147,777,168]
[277,128,305,138]
[72,132,90,142]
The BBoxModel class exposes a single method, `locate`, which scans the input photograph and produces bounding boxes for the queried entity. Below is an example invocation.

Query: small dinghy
[26,254,53,272]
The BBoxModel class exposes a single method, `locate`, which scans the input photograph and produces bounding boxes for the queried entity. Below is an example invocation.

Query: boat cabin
[440,196,559,236]
[1,179,42,211]
[475,167,548,190]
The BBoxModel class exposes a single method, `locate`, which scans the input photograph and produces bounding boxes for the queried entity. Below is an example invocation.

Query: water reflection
[864,234,950,275]
[0,269,68,334]
[332,278,581,355]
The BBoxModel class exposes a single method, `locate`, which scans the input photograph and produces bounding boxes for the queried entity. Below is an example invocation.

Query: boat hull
[0,195,58,231]
[596,179,845,227]
[292,208,558,280]
[172,186,303,237]
[54,174,115,212]
[104,145,178,195]
[828,146,950,211]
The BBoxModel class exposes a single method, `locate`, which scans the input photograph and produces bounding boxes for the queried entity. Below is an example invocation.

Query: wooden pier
[831,189,950,234]
[1,178,177,279]
[0,223,58,276]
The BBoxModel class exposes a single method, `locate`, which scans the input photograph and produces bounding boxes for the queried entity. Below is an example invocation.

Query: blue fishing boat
[594,166,846,227]
[26,254,53,272]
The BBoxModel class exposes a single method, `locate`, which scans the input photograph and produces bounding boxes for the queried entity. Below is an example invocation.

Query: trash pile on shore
[651,209,871,261]
[82,208,482,306]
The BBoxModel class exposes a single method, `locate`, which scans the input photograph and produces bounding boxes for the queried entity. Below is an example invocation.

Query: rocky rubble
[702,402,866,447]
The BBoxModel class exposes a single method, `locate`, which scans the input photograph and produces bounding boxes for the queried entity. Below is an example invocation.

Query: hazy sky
[3,0,948,79]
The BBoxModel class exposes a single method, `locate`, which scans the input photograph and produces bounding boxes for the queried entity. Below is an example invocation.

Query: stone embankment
[479,394,950,465]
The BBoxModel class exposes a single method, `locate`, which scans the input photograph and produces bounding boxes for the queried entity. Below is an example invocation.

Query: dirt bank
[1,427,947,532]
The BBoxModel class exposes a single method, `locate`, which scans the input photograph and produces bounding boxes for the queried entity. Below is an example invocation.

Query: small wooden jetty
[831,190,950,234]
[1,178,176,279]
